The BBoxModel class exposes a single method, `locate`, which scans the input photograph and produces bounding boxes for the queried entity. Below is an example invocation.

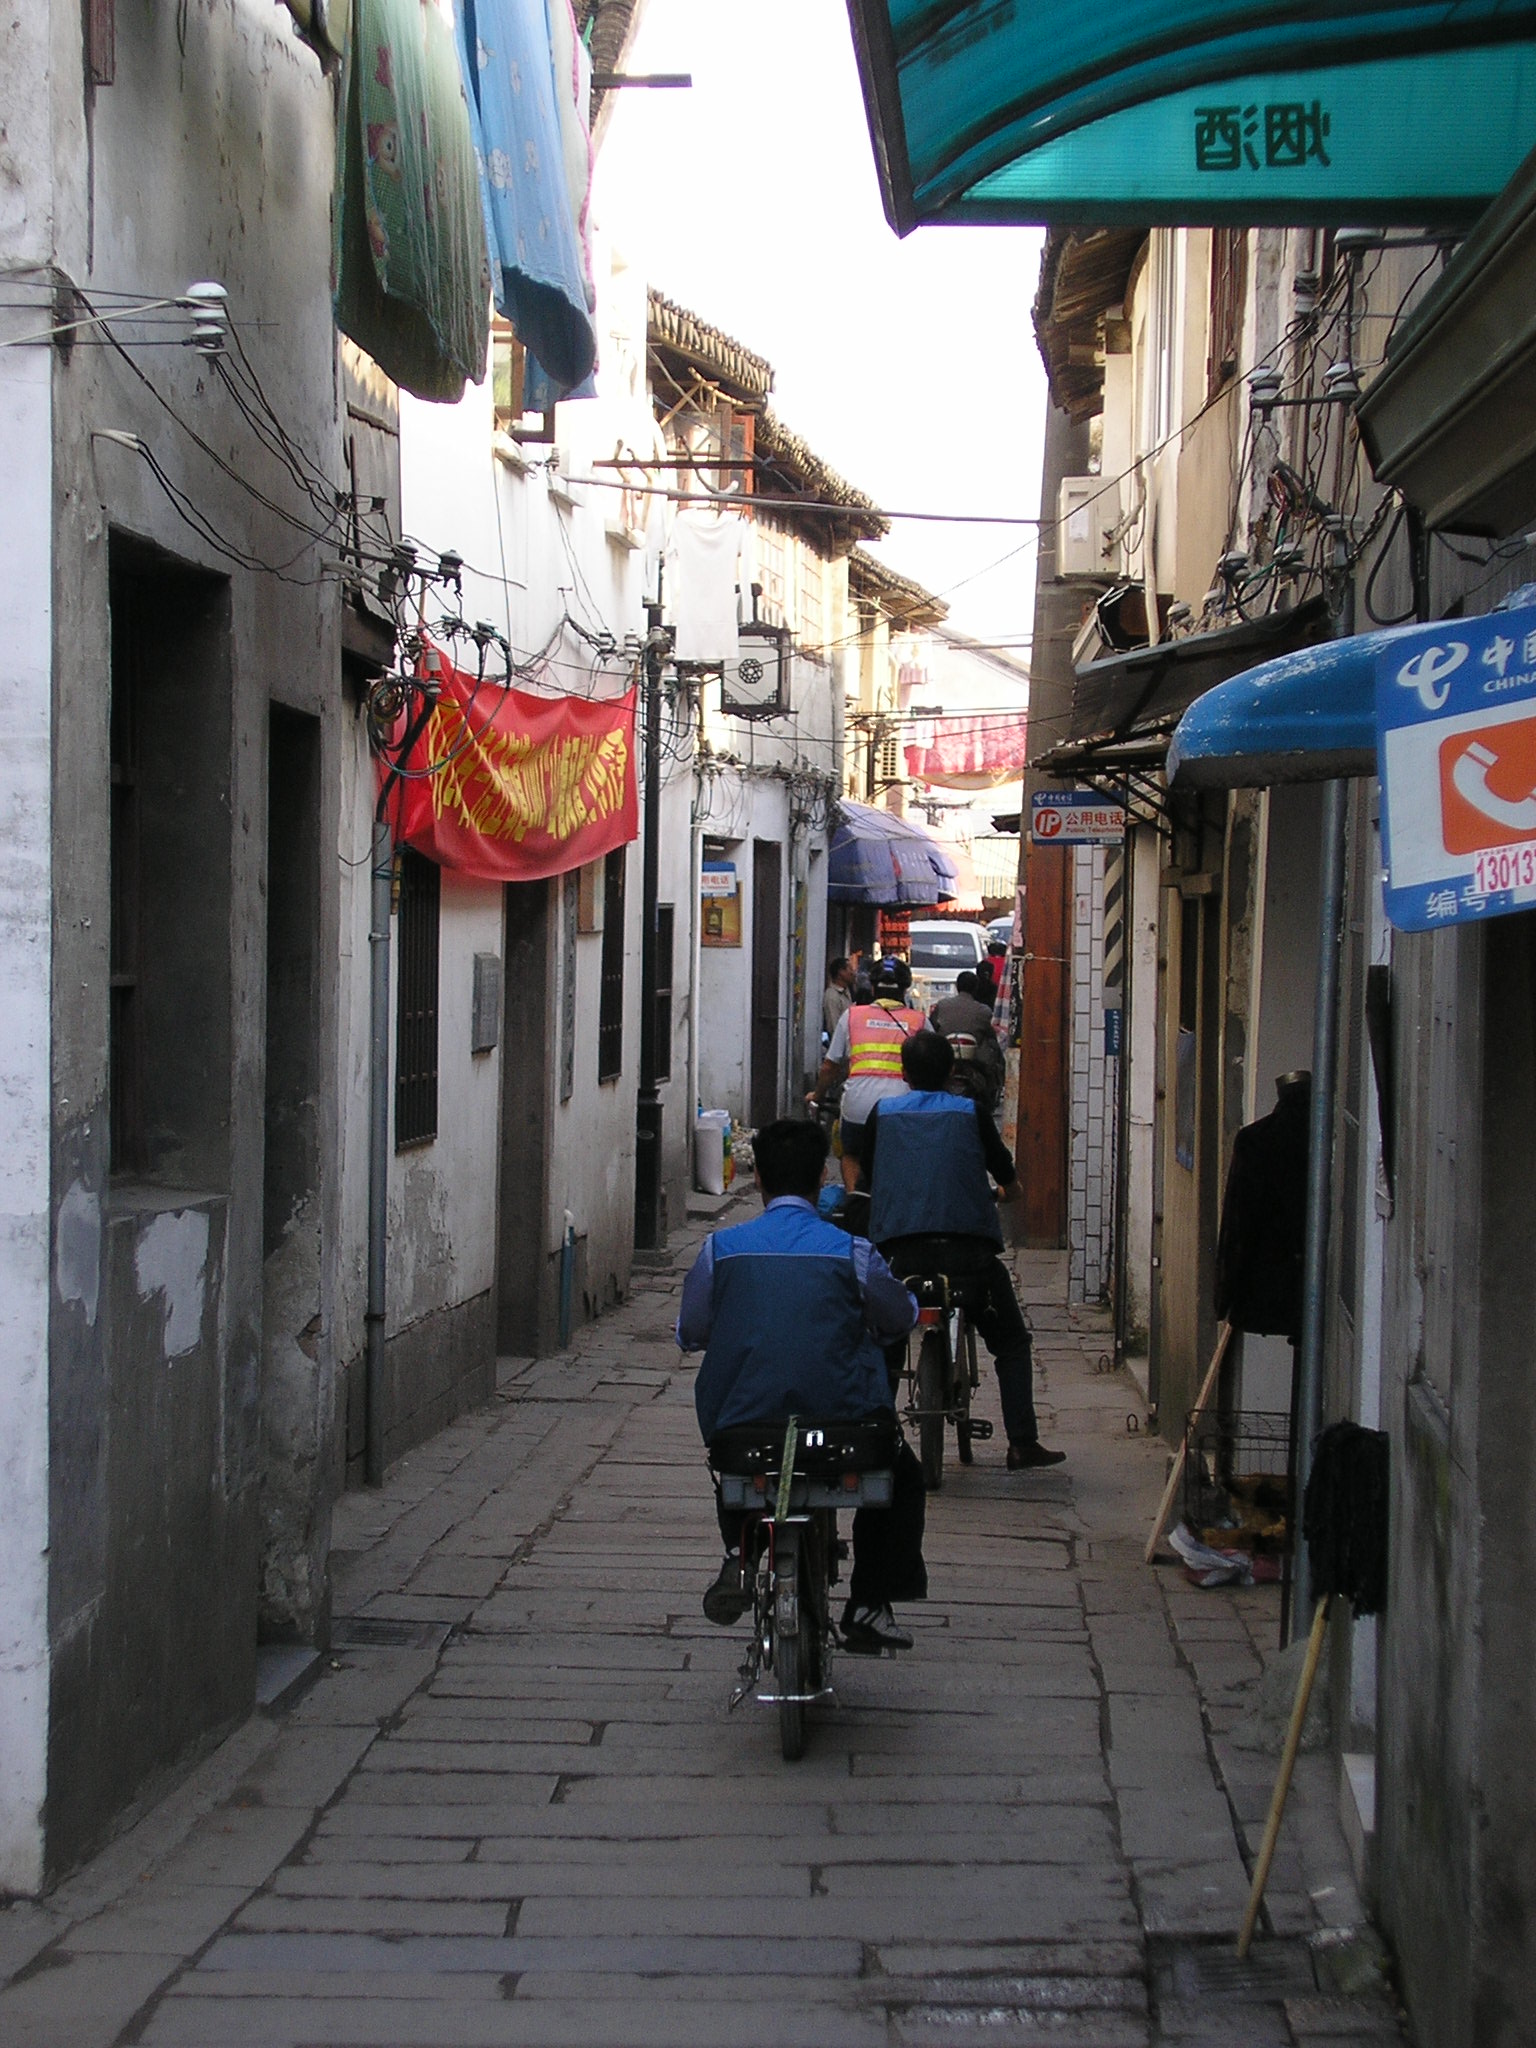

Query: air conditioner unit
[1056,475,1121,580]
[720,621,792,718]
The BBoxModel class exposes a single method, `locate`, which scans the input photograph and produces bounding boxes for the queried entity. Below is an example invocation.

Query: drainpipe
[1291,524,1354,1630]
[633,606,667,1250]
[365,815,393,1487]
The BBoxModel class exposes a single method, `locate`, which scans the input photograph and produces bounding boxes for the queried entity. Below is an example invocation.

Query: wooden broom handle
[1143,1320,1233,1565]
[1238,1594,1330,1956]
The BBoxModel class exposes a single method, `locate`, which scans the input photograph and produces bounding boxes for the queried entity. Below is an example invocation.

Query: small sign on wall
[701,861,741,947]
[1379,603,1536,931]
[1031,789,1127,845]
[471,954,501,1054]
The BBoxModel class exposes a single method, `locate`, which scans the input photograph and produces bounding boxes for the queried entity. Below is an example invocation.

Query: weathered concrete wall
[1377,921,1484,2047]
[7,0,342,1882]
[0,297,55,1902]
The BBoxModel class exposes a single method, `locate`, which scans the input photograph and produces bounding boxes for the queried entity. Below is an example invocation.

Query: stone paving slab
[0,1224,1407,2048]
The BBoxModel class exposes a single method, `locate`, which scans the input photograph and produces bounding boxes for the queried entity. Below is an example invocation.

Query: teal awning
[846,2,1536,230]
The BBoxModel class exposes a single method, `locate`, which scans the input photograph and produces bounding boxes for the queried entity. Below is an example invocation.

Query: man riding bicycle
[677,1118,927,1654]
[810,957,930,1191]
[859,1032,1066,1473]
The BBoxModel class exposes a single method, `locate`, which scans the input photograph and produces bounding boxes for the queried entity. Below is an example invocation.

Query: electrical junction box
[1057,475,1121,580]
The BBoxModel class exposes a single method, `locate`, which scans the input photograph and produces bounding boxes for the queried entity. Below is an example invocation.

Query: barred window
[798,548,824,652]
[757,522,789,628]
[598,848,626,1082]
[395,848,440,1146]
[1208,228,1247,398]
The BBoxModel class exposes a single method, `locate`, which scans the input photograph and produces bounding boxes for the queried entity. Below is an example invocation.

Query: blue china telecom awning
[845,1,1536,230]
[1165,613,1529,789]
[829,800,959,906]
[1166,634,1385,789]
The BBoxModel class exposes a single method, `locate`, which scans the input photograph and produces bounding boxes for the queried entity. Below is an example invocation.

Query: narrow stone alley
[0,1205,1405,2048]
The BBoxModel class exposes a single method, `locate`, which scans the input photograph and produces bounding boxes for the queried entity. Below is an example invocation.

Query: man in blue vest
[677,1118,926,1654]
[859,1031,1065,1471]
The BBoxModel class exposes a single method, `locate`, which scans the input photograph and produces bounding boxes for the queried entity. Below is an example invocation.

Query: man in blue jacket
[860,1031,1065,1472]
[678,1118,925,1654]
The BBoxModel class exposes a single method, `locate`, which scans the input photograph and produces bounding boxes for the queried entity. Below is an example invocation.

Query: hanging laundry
[456,0,599,401]
[547,0,595,320]
[665,512,745,665]
[334,0,490,402]
[522,0,597,410]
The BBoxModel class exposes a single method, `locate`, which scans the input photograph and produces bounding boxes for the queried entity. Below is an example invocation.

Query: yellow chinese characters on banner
[388,655,637,882]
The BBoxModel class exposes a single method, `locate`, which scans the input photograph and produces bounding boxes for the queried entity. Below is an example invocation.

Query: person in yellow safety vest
[810,958,931,1191]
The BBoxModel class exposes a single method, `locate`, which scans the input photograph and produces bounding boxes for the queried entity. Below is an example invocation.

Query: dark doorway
[497,881,553,1354]
[750,838,783,1128]
[259,705,326,1640]
[262,707,322,1260]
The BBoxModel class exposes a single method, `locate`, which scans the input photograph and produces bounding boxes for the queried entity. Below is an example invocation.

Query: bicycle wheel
[775,1531,808,1761]
[917,1329,948,1491]
[956,1316,976,1464]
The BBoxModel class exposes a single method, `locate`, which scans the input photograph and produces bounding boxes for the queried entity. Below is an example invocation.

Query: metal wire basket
[1182,1408,1293,1555]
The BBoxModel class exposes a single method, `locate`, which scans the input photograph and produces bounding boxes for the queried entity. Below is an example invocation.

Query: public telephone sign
[1378,604,1536,932]
[1031,790,1126,845]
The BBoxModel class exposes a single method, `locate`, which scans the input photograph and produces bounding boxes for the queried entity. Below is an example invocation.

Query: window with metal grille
[878,731,902,788]
[598,848,626,1082]
[395,848,440,1146]
[655,903,675,1084]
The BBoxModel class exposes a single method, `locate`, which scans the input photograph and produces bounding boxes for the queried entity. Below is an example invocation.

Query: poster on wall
[701,860,742,948]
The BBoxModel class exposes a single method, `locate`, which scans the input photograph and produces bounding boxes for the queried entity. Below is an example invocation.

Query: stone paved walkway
[0,1213,1406,2046]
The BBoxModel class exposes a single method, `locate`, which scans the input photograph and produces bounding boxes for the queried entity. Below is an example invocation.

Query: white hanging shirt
[665,511,742,665]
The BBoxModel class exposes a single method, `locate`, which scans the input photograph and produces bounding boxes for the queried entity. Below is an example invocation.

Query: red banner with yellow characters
[387,654,637,882]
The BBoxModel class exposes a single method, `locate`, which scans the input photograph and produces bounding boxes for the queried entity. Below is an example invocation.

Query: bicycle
[708,1415,895,1760]
[896,1265,995,1491]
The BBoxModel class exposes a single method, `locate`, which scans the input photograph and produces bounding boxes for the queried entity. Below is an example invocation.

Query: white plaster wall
[387,877,504,1327]
[692,564,839,1130]
[0,344,53,1895]
[392,234,655,1307]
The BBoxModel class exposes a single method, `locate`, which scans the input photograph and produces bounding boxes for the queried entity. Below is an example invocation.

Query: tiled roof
[848,547,948,626]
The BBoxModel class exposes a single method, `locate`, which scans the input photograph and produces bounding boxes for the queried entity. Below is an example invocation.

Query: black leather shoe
[702,1554,749,1625]
[841,1602,914,1654]
[1007,1440,1067,1469]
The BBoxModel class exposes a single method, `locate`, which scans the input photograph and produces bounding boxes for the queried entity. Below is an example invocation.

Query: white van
[904,920,990,1012]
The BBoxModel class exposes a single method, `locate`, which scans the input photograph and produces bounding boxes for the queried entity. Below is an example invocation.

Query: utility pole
[634,603,668,1250]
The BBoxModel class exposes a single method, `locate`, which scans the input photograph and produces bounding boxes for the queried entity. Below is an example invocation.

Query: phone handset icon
[1451,739,1536,832]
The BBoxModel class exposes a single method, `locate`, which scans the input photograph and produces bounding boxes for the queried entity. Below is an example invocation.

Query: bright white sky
[591,0,1048,654]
